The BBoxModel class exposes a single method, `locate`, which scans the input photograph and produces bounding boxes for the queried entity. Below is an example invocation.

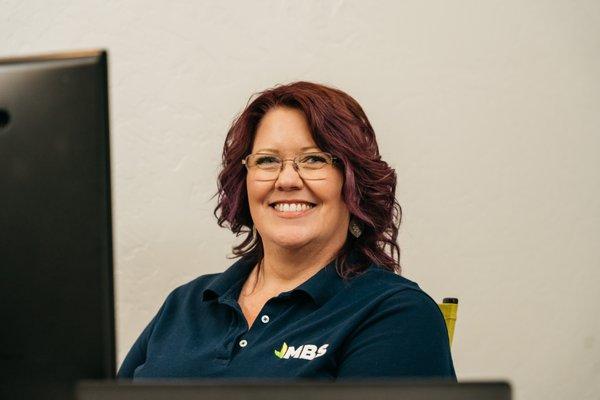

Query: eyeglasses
[242,151,337,181]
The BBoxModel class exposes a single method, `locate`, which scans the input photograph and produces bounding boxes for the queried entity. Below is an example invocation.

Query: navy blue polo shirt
[118,257,456,380]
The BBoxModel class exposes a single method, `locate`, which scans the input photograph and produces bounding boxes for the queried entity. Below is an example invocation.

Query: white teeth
[273,203,314,212]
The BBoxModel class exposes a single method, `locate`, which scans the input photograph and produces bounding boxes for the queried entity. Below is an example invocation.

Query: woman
[118,82,455,379]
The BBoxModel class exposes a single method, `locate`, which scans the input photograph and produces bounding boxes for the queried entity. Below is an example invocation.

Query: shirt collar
[201,256,354,306]
[291,259,348,306]
[201,258,255,302]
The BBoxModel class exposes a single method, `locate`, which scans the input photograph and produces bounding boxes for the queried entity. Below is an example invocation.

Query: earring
[349,218,362,238]
[252,225,257,237]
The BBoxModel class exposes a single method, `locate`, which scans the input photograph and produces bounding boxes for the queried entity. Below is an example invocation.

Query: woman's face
[247,107,350,253]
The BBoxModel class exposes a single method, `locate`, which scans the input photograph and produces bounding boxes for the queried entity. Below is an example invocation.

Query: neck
[253,239,344,294]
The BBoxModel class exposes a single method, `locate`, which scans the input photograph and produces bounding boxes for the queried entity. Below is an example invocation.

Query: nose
[274,160,303,190]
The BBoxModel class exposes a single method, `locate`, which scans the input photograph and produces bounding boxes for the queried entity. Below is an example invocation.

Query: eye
[255,155,280,166]
[300,154,327,165]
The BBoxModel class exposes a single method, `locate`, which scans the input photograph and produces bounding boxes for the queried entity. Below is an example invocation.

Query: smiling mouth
[269,202,316,213]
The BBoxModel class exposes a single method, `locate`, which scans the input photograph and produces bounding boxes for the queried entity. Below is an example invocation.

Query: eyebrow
[254,146,321,154]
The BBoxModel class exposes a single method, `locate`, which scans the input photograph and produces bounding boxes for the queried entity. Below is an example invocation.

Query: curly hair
[214,81,402,278]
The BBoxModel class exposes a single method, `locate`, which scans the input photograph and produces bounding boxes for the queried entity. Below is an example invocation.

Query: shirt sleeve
[336,289,456,379]
[116,301,166,379]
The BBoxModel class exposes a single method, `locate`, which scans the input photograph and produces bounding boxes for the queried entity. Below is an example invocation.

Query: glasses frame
[241,151,338,179]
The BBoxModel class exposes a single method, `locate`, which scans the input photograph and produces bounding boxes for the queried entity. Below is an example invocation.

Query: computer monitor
[0,50,115,400]
[77,380,512,400]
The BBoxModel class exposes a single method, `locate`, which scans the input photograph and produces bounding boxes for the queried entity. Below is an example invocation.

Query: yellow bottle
[438,298,458,346]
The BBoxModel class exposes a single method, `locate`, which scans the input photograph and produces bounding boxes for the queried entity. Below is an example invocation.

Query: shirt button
[261,315,270,323]
[239,339,248,348]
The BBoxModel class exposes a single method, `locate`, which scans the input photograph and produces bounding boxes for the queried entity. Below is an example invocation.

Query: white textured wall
[3,1,599,399]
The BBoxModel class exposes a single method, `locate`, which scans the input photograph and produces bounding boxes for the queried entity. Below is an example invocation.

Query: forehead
[251,107,320,154]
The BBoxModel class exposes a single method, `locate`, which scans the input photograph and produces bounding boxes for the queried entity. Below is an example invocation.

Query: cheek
[321,176,348,216]
[246,179,264,203]
[246,180,271,217]
[330,196,349,220]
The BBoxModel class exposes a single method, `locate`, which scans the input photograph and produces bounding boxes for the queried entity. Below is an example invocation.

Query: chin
[273,240,312,250]
[267,230,315,250]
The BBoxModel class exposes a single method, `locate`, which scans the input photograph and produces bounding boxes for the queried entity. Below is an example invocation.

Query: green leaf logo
[274,342,288,359]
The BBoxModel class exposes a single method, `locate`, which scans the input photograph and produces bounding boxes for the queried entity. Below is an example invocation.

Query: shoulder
[171,272,222,295]
[349,264,420,290]
[340,265,448,338]
[336,266,455,378]
[157,272,223,311]
[347,265,441,312]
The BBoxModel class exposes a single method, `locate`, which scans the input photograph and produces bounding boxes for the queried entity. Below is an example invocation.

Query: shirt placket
[211,297,243,365]
[225,297,284,364]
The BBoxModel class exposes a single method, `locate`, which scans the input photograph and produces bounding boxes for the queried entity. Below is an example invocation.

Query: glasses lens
[252,154,281,170]
[297,152,332,180]
[298,153,330,170]
[247,154,281,180]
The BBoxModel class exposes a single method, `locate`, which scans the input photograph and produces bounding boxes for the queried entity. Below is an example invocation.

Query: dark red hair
[214,81,402,277]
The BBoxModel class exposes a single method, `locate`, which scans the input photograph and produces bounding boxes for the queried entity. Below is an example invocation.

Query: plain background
[2,1,599,399]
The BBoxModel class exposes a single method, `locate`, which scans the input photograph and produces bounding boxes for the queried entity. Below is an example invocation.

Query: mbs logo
[274,342,329,360]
